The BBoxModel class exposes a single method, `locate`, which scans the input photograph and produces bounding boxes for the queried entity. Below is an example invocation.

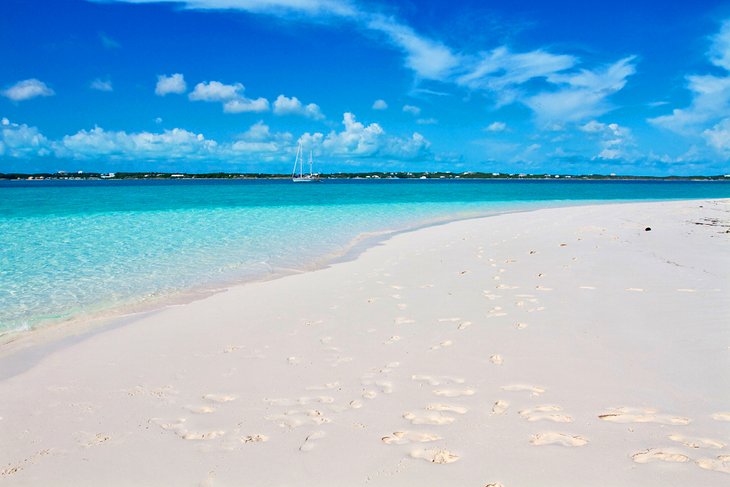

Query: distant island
[1,171,730,181]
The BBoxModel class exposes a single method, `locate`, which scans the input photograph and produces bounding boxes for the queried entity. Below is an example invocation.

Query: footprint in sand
[430,340,453,351]
[432,388,475,398]
[579,286,596,290]
[266,409,331,429]
[631,449,690,464]
[530,432,588,447]
[711,412,730,422]
[668,434,725,449]
[457,321,472,330]
[362,390,378,400]
[410,448,459,464]
[382,431,442,445]
[696,455,730,474]
[202,394,236,403]
[180,430,226,441]
[497,284,519,290]
[438,317,462,323]
[490,354,504,365]
[492,400,510,415]
[266,396,335,407]
[287,356,301,365]
[515,322,528,330]
[598,407,690,425]
[299,431,326,452]
[427,403,468,414]
[535,285,553,291]
[185,405,217,414]
[305,382,340,391]
[412,375,465,386]
[394,317,415,325]
[241,434,268,444]
[676,288,697,293]
[519,405,573,423]
[625,288,644,292]
[501,384,545,396]
[384,336,402,345]
[403,411,456,425]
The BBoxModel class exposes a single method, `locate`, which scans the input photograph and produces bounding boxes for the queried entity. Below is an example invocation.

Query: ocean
[1,178,728,334]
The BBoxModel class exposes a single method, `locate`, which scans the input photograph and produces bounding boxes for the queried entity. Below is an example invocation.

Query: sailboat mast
[309,150,313,177]
[292,143,301,178]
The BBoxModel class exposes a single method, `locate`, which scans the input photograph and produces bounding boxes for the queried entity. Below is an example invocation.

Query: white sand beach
[1,199,729,486]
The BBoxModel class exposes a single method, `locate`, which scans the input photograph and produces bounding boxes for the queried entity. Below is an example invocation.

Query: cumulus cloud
[155,73,187,96]
[231,120,293,154]
[486,121,506,132]
[188,80,269,113]
[402,104,421,115]
[0,117,51,157]
[416,118,437,125]
[300,112,430,160]
[1,79,55,102]
[188,80,242,101]
[272,95,324,119]
[90,78,113,92]
[703,118,730,155]
[56,126,218,160]
[372,99,388,110]
[579,120,635,161]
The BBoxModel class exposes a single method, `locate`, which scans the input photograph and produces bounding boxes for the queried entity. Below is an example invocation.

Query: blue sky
[1,0,730,175]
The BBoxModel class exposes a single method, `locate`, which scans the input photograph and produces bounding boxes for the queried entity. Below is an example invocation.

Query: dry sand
[1,199,729,486]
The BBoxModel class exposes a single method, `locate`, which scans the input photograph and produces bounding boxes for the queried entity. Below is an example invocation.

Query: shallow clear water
[1,178,728,333]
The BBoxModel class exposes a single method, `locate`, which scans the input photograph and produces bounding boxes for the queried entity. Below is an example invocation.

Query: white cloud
[0,117,51,157]
[366,14,460,80]
[703,118,730,154]
[300,112,430,160]
[189,80,242,101]
[1,79,55,102]
[223,97,270,113]
[189,80,270,113]
[525,57,636,123]
[457,47,576,105]
[710,20,730,71]
[416,118,437,125]
[56,126,218,160]
[231,120,293,154]
[155,73,187,96]
[650,20,730,139]
[486,121,506,132]
[650,74,730,133]
[109,0,358,17]
[90,78,113,92]
[272,94,324,119]
[372,99,388,110]
[402,104,421,115]
[579,120,635,161]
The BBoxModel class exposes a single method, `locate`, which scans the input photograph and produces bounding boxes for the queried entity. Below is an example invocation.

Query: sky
[2,0,730,175]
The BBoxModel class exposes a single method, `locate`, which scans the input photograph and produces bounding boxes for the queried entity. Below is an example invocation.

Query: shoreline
[0,198,684,360]
[1,198,729,485]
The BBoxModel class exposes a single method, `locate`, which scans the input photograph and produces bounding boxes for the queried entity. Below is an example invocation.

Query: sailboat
[292,142,321,182]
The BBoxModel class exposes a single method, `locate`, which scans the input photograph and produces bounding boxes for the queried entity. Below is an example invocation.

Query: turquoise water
[1,178,729,333]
